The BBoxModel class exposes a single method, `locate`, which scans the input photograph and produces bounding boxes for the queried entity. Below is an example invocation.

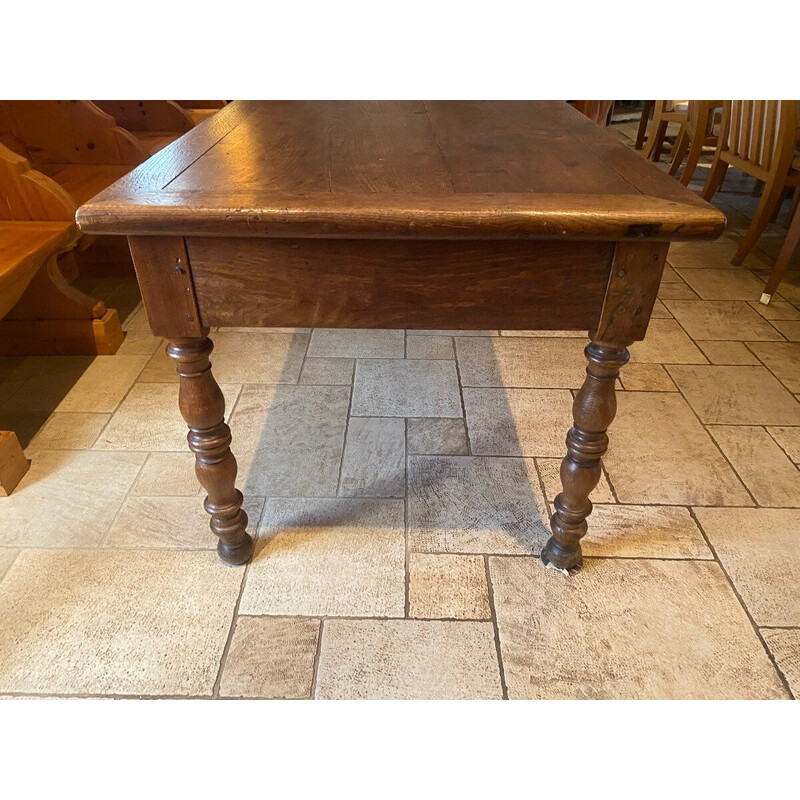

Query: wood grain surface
[76,101,725,241]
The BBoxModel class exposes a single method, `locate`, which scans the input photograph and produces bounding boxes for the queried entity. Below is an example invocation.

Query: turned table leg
[167,335,253,565]
[541,340,630,574]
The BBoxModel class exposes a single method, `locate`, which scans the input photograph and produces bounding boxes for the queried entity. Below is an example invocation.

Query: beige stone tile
[708,426,800,507]
[106,494,264,549]
[299,358,354,385]
[677,268,768,300]
[132,452,200,496]
[774,272,800,304]
[351,359,462,417]
[463,388,574,457]
[694,508,800,627]
[315,619,502,699]
[412,329,498,336]
[498,330,588,338]
[749,300,800,321]
[667,238,753,270]
[535,457,615,504]
[95,382,241,451]
[628,319,707,365]
[25,413,110,453]
[771,321,800,341]
[407,418,468,455]
[658,283,699,300]
[664,300,783,341]
[667,365,800,425]
[230,384,349,497]
[456,336,587,388]
[307,328,404,358]
[241,498,405,617]
[211,331,308,384]
[761,630,800,699]
[138,331,308,384]
[746,342,800,393]
[697,341,760,365]
[406,335,454,359]
[408,456,549,555]
[339,417,405,498]
[618,363,678,391]
[0,550,242,696]
[602,392,752,505]
[408,553,491,620]
[219,617,319,699]
[135,347,177,382]
[0,450,146,547]
[583,505,713,559]
[2,356,95,414]
[768,426,800,463]
[55,355,149,413]
[0,549,19,581]
[660,264,682,282]
[489,557,787,699]
[650,298,672,319]
[116,306,163,356]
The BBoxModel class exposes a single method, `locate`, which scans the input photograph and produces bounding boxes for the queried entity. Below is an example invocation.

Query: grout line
[211,560,251,699]
[404,418,411,618]
[309,619,325,700]
[335,382,355,497]
[687,507,795,699]
[484,555,509,700]
[452,349,472,455]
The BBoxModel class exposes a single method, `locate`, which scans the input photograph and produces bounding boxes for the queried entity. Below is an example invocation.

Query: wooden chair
[93,100,194,156]
[702,100,800,266]
[0,101,147,276]
[642,101,689,161]
[668,101,722,185]
[174,100,227,126]
[0,144,123,355]
[635,101,655,150]
[761,200,800,304]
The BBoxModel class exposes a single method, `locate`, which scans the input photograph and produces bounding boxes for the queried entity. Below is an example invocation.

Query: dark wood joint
[594,241,668,344]
[127,236,204,338]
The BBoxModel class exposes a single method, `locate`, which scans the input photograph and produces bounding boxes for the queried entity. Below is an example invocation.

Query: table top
[76,101,725,241]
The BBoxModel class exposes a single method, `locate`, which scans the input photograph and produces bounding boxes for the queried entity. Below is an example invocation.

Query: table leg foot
[544,340,629,576]
[168,335,253,566]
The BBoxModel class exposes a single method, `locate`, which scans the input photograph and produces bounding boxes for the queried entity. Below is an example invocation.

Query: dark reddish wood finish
[74,101,726,571]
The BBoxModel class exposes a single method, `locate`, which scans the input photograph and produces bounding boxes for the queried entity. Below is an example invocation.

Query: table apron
[184,237,616,332]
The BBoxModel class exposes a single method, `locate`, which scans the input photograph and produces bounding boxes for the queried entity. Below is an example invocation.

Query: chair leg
[702,156,729,201]
[679,135,706,186]
[761,205,800,303]
[732,177,789,266]
[668,128,690,176]
[635,101,654,150]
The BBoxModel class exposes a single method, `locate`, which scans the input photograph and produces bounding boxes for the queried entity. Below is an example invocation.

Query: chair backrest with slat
[0,144,75,221]
[0,101,146,167]
[719,100,799,180]
[92,101,194,133]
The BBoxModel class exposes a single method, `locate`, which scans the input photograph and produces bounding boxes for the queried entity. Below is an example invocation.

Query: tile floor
[0,118,799,699]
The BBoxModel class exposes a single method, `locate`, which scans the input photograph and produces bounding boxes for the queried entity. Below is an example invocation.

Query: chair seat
[41,165,132,206]
[0,221,76,317]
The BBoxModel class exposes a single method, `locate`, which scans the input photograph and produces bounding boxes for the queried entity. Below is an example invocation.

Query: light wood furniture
[668,101,722,185]
[635,101,655,150]
[761,203,800,303]
[642,101,689,162]
[0,101,146,277]
[702,100,800,267]
[93,101,195,156]
[174,101,227,127]
[77,101,724,573]
[0,144,123,354]
[0,431,29,496]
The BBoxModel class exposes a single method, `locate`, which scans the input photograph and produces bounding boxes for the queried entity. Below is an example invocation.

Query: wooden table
[77,101,725,574]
